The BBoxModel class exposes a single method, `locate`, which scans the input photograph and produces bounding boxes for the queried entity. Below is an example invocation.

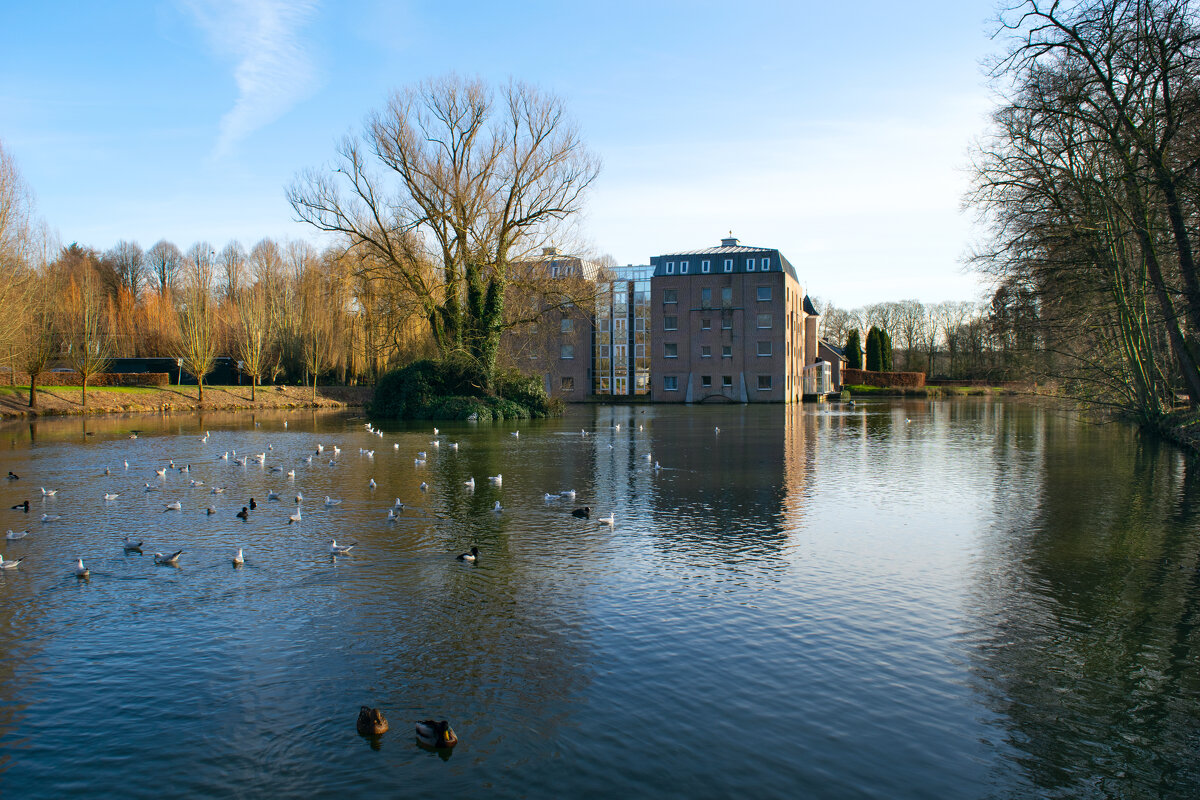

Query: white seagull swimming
[232,548,244,567]
[329,539,355,555]
[0,553,24,569]
[164,501,182,511]
[6,530,30,541]
[104,493,120,501]
[40,487,57,496]
[324,497,341,507]
[73,558,89,578]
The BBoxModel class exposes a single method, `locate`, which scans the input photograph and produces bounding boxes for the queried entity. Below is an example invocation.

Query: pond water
[0,400,1196,798]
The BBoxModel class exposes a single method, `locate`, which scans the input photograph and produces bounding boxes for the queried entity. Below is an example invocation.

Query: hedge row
[842,368,925,388]
[6,372,172,387]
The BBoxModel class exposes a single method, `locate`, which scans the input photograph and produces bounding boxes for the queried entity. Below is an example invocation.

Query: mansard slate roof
[802,295,819,315]
[650,240,800,282]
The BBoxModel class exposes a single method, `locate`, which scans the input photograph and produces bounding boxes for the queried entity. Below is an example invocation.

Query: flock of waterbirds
[3,417,670,750]
[2,420,654,580]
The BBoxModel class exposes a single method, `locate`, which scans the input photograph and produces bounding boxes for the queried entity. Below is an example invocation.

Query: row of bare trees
[815,298,1033,380]
[970,0,1200,421]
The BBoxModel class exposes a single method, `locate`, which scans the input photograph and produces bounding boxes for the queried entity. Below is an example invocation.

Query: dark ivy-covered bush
[372,359,559,420]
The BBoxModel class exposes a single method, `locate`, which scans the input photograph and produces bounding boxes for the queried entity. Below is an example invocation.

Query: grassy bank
[0,384,372,418]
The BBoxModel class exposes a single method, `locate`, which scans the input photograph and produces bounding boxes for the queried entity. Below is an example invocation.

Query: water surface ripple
[0,401,1196,798]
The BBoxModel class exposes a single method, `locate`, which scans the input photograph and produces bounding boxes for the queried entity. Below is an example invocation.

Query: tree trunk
[28,376,37,409]
[250,377,256,402]
[82,376,88,409]
[312,372,317,402]
[198,378,204,404]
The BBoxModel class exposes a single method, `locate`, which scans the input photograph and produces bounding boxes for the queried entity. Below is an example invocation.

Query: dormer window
[761,257,770,270]
[666,261,675,274]
[701,260,710,273]
[747,258,756,271]
[680,260,689,274]
[723,259,733,273]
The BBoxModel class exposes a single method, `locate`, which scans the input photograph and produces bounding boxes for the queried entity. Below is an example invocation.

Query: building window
[757,286,771,302]
[664,315,678,331]
[701,260,711,273]
[701,345,712,358]
[761,257,770,270]
[757,340,772,356]
[701,375,712,388]
[701,318,711,330]
[561,377,574,391]
[723,259,733,273]
[758,375,773,390]
[722,317,732,330]
[664,289,677,304]
[747,258,756,271]
[680,260,689,273]
[664,376,678,391]
[666,262,675,274]
[722,375,733,388]
[757,313,772,329]
[700,287,712,308]
[664,342,678,358]
[721,287,732,307]
[561,317,574,333]
[722,345,732,358]
[561,344,575,359]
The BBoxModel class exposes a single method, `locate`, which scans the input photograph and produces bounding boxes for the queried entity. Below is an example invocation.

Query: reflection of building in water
[781,405,816,529]
[583,406,818,562]
[593,265,653,398]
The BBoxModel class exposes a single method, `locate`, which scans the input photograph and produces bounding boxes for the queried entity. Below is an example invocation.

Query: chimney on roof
[543,247,558,256]
[721,232,739,247]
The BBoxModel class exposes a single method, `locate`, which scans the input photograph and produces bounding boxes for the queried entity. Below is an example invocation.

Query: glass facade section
[593,265,652,396]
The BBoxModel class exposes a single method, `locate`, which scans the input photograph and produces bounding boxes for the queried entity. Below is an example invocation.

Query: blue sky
[0,1,1003,307]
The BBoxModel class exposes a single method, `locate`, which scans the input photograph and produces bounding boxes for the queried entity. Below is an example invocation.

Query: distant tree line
[815,298,1034,381]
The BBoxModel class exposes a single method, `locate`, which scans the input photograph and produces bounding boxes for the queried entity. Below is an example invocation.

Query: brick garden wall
[841,368,926,388]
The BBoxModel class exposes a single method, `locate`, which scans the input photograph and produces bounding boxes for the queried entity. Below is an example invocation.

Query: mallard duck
[357,706,389,736]
[415,720,457,748]
[457,546,479,562]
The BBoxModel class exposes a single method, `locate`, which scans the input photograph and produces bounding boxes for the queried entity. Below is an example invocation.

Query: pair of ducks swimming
[355,707,457,748]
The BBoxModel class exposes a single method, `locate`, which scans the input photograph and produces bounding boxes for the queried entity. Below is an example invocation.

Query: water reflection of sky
[0,402,1196,797]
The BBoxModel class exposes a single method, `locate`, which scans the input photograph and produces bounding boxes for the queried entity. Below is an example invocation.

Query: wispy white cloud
[184,0,319,158]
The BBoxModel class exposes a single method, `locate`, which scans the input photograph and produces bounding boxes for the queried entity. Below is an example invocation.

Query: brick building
[649,235,825,403]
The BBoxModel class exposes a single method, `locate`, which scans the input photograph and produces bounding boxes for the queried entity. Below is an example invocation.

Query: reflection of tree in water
[640,406,812,563]
[970,425,1200,798]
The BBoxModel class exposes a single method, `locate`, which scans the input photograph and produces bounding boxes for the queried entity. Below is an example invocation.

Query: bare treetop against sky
[0,1,999,307]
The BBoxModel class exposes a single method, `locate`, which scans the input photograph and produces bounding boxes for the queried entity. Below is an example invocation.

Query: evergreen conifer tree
[866,327,882,372]
[880,329,893,371]
[845,329,862,369]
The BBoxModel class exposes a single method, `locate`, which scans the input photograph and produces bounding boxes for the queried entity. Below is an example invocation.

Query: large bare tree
[289,74,601,388]
[146,240,181,295]
[62,268,112,408]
